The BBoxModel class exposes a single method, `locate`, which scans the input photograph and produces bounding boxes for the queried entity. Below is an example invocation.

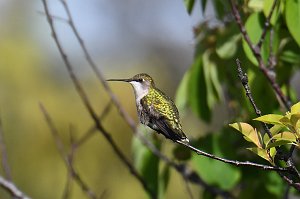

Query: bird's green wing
[141,88,187,141]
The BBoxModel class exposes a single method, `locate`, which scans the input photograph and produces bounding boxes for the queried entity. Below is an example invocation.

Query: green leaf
[269,124,284,135]
[243,13,263,65]
[243,12,279,65]
[201,0,208,13]
[280,49,300,64]
[216,33,241,59]
[184,0,195,14]
[285,0,300,47]
[175,70,190,114]
[132,126,160,198]
[253,114,283,125]
[266,172,285,197]
[229,122,263,148]
[192,133,241,190]
[188,56,211,121]
[203,51,223,109]
[249,0,264,11]
[263,0,282,25]
[291,102,300,114]
[266,131,297,149]
[158,165,170,199]
[247,147,273,163]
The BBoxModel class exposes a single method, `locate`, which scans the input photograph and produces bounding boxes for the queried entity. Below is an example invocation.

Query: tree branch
[0,175,31,199]
[229,0,291,110]
[40,104,98,199]
[176,141,287,171]
[0,117,12,180]
[41,1,154,197]
[235,59,300,190]
[256,0,278,49]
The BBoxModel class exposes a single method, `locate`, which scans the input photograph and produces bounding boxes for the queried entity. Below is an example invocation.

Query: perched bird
[107,73,189,143]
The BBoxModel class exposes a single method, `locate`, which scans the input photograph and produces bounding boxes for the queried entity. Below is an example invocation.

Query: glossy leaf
[247,147,272,163]
[229,122,263,148]
[285,0,300,47]
[253,114,283,125]
[291,102,300,114]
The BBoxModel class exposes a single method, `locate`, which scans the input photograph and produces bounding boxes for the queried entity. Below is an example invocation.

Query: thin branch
[183,177,194,199]
[0,175,31,199]
[73,101,112,148]
[229,0,291,110]
[235,59,300,190]
[0,118,12,180]
[176,141,287,171]
[59,0,137,130]
[41,2,154,198]
[256,0,278,49]
[236,59,273,138]
[40,103,98,199]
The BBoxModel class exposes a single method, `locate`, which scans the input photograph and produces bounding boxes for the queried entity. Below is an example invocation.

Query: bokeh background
[0,1,209,198]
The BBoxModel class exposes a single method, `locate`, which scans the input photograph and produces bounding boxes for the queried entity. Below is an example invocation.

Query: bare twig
[176,141,287,171]
[73,101,112,148]
[235,59,300,190]
[256,0,278,49]
[229,0,291,110]
[40,104,98,199]
[0,118,12,180]
[236,59,273,138]
[183,177,194,199]
[41,2,154,197]
[59,0,137,130]
[0,175,31,199]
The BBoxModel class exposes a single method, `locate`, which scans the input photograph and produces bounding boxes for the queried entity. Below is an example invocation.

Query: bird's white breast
[129,81,149,103]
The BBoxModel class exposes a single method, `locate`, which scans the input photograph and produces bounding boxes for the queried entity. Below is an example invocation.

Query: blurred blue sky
[0,0,202,76]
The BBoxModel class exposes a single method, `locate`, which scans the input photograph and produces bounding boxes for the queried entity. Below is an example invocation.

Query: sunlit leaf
[254,114,283,125]
[291,102,300,114]
[290,113,300,129]
[229,122,263,148]
[247,147,273,163]
[285,0,300,47]
[266,131,297,149]
[269,124,284,135]
[248,0,264,11]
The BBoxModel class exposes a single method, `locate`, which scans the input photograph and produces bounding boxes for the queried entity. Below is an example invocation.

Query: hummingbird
[107,73,189,143]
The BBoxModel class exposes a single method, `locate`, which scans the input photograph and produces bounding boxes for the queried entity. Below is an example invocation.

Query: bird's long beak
[106,78,131,82]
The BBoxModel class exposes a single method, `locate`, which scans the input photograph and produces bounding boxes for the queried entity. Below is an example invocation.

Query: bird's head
[107,73,155,99]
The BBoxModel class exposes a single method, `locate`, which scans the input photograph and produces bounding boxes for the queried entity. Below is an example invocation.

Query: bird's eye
[138,78,143,82]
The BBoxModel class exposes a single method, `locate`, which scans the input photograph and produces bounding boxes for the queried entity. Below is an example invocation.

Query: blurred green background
[0,1,205,198]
